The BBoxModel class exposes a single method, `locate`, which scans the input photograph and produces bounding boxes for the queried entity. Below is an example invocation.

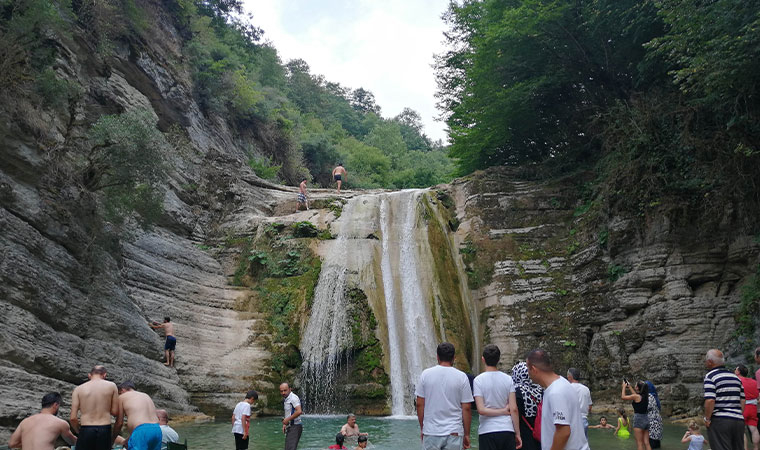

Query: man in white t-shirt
[157,409,179,450]
[415,342,474,450]
[280,382,303,450]
[473,344,522,450]
[231,390,258,450]
[527,349,590,450]
[567,368,592,438]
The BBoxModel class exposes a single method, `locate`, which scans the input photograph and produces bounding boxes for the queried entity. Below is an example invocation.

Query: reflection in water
[173,415,693,450]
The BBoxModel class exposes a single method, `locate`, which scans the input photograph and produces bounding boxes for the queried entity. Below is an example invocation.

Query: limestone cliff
[440,167,760,415]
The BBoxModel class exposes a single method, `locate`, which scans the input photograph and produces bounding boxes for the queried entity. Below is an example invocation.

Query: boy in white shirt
[231,390,258,449]
[473,344,522,450]
[527,349,590,450]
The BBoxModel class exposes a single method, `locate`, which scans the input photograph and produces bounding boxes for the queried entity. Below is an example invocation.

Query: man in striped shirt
[703,349,745,450]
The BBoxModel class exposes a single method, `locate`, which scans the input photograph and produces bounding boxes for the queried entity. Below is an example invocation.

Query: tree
[350,87,381,115]
[394,107,431,151]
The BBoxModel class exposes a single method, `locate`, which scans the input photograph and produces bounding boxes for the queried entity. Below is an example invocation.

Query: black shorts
[165,335,176,350]
[234,432,249,449]
[334,174,342,181]
[78,424,112,450]
[479,430,516,450]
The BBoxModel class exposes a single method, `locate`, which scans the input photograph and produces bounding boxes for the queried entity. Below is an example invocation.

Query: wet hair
[737,364,749,377]
[358,435,368,442]
[90,365,107,375]
[118,380,136,391]
[41,392,62,408]
[164,316,170,322]
[526,349,553,372]
[567,367,580,380]
[482,344,501,367]
[617,407,627,420]
[689,420,700,431]
[302,177,307,182]
[337,162,343,166]
[600,416,607,422]
[335,433,345,445]
[246,390,259,400]
[437,342,455,362]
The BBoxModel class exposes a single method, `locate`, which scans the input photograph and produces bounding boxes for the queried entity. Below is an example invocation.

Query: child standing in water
[615,408,631,439]
[681,421,705,450]
[589,416,615,430]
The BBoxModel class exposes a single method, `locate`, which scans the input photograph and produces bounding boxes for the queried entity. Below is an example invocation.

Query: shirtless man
[295,178,309,212]
[150,316,176,368]
[116,381,162,450]
[70,365,121,450]
[340,414,368,437]
[8,392,77,449]
[332,163,347,193]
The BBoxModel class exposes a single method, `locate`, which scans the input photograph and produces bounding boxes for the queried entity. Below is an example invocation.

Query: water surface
[173,415,695,449]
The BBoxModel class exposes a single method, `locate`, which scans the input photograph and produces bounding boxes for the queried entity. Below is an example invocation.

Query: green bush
[248,155,281,181]
[292,221,318,238]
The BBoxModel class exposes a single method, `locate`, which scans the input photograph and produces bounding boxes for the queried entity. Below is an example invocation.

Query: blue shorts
[164,335,176,351]
[127,423,162,450]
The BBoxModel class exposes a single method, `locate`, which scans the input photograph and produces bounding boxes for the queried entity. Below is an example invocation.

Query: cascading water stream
[299,199,356,412]
[379,191,437,416]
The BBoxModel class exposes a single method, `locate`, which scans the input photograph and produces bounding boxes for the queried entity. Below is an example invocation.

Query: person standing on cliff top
[232,390,257,450]
[527,349,590,450]
[70,365,121,450]
[281,383,303,450]
[332,163,347,193]
[296,178,309,212]
[415,342,474,450]
[703,348,745,450]
[8,392,77,450]
[149,317,176,368]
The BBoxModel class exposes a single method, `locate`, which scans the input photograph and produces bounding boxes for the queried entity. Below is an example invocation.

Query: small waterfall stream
[300,190,467,415]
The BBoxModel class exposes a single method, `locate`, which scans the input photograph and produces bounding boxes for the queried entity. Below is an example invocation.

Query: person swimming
[589,416,615,430]
[615,408,631,439]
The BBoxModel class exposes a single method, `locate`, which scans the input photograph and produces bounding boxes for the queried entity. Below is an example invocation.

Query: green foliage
[608,264,627,282]
[292,221,318,238]
[85,109,169,226]
[436,0,760,226]
[735,265,760,345]
[248,155,281,181]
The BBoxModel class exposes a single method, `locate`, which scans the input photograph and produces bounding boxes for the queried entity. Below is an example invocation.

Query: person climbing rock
[149,317,176,368]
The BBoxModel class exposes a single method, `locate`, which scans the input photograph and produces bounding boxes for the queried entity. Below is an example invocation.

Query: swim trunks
[298,193,307,203]
[127,422,162,450]
[77,424,112,450]
[334,174,342,181]
[164,335,176,351]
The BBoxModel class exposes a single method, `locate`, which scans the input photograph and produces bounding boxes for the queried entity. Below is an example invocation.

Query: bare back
[120,391,159,432]
[72,379,119,426]
[161,322,174,337]
[10,414,71,450]
[333,166,346,176]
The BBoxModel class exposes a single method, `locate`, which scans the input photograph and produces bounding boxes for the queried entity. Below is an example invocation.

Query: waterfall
[379,191,438,416]
[299,190,462,415]
[299,199,356,412]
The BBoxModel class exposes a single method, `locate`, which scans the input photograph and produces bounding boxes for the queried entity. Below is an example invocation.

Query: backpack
[520,399,543,442]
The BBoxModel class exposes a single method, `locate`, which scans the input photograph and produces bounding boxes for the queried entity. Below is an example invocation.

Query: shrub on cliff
[83,108,169,226]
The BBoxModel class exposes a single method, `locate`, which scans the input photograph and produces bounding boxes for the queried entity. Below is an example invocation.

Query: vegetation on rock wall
[437,0,760,230]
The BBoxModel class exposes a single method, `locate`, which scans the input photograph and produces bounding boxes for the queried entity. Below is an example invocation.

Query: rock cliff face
[440,167,760,415]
